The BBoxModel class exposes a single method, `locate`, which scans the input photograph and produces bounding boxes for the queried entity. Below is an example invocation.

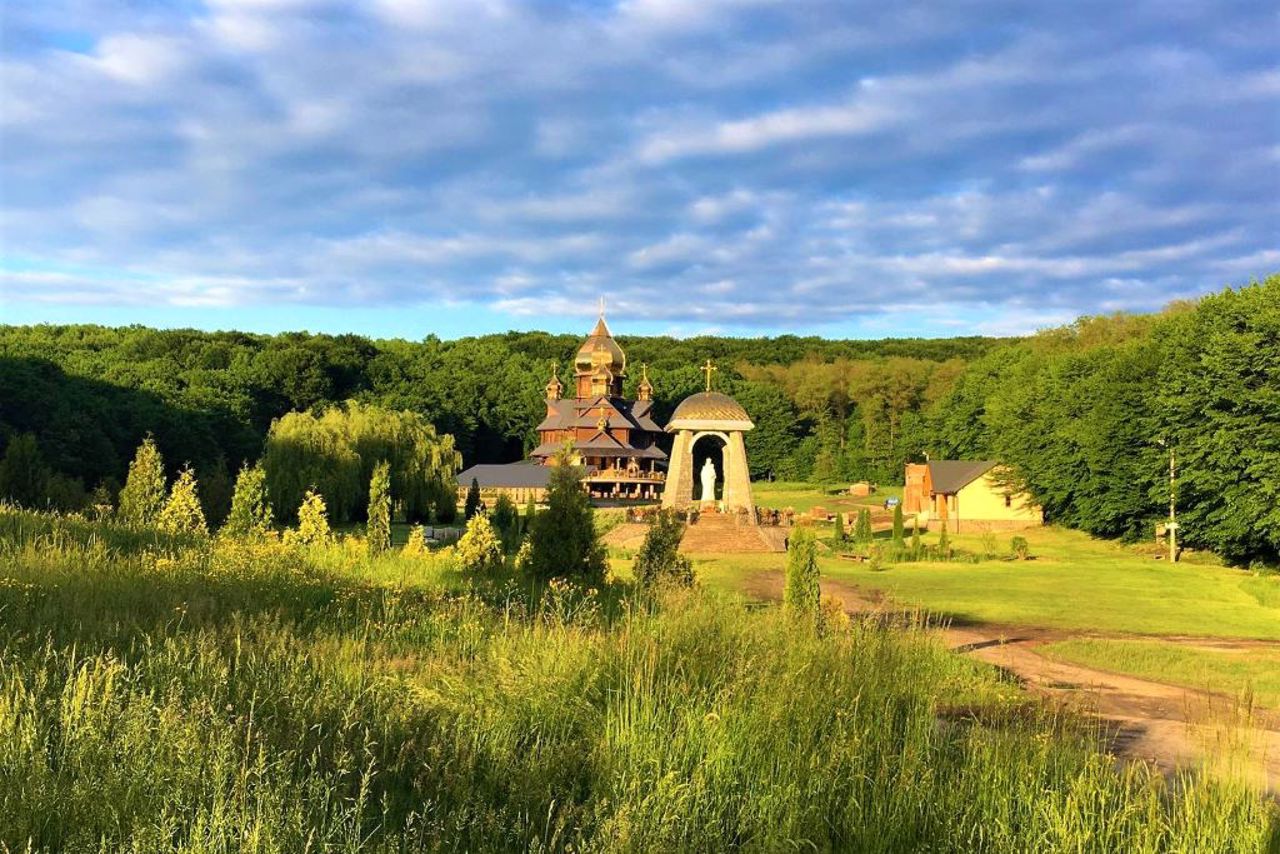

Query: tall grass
[0,507,1275,852]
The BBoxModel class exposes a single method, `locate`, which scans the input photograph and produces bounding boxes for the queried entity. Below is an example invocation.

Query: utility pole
[1157,438,1178,562]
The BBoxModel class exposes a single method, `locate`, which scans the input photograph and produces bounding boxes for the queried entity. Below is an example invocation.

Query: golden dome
[574,316,626,376]
[667,391,753,429]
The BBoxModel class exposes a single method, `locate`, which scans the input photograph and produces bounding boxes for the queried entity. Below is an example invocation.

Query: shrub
[367,461,392,556]
[456,512,503,575]
[938,525,952,559]
[1011,535,1031,560]
[892,502,905,545]
[783,526,820,623]
[157,466,208,536]
[832,509,846,543]
[634,509,694,589]
[910,519,921,558]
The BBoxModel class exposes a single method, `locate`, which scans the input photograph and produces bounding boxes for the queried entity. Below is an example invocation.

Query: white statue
[700,458,717,503]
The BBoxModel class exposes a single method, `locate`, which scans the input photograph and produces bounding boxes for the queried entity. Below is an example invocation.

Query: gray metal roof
[457,463,552,489]
[928,460,998,494]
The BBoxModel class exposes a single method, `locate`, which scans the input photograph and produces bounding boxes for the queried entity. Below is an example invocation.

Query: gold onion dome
[667,391,754,429]
[575,316,626,376]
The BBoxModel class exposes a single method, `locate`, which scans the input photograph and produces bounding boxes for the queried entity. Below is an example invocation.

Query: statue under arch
[661,385,755,514]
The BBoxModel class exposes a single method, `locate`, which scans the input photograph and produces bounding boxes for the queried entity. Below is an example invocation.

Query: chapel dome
[667,391,754,431]
[574,316,626,376]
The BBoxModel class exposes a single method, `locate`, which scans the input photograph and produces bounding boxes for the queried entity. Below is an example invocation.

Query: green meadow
[2,506,1276,852]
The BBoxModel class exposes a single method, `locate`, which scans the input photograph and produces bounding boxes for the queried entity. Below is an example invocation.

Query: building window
[1004,495,1012,508]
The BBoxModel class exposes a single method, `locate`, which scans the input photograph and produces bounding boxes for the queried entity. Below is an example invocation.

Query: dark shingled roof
[456,462,552,489]
[928,460,997,494]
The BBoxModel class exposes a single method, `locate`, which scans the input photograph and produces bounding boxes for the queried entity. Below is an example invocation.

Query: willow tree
[263,401,461,524]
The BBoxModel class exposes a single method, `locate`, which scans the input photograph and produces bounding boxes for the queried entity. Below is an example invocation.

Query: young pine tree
[522,494,537,536]
[855,508,873,547]
[0,433,49,508]
[634,509,694,589]
[910,519,921,558]
[892,502,905,546]
[119,435,166,526]
[490,493,520,553]
[224,463,274,539]
[832,510,846,544]
[404,525,428,557]
[938,524,951,560]
[158,466,208,536]
[783,526,820,622]
[526,444,607,584]
[464,478,482,520]
[456,512,503,575]
[289,489,331,547]
[367,461,392,556]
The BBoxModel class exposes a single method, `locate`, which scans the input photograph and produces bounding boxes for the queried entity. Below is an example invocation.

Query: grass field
[2,505,1275,851]
[692,521,1280,641]
[1039,638,1280,709]
[753,480,902,514]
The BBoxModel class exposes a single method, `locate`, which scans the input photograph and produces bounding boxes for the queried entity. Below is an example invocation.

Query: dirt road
[742,570,1280,794]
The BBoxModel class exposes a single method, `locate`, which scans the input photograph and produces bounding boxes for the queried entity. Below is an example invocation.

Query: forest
[0,274,1276,563]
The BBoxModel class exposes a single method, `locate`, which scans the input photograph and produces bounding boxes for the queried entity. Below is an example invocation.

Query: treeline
[2,276,1276,563]
[0,324,1001,501]
[928,277,1279,565]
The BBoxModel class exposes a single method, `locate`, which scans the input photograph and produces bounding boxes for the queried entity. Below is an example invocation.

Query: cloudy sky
[2,0,1277,339]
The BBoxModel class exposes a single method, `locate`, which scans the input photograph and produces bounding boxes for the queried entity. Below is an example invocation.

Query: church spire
[545,361,563,400]
[637,362,653,402]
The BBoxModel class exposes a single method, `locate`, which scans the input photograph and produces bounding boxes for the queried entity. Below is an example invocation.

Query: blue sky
[1,0,1276,340]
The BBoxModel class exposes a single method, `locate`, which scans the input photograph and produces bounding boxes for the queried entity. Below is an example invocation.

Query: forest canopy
[1,274,1276,562]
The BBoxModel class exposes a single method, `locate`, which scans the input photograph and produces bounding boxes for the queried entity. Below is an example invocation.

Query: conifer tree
[938,524,951,559]
[456,512,503,575]
[783,526,820,622]
[855,508,873,546]
[522,494,537,535]
[0,433,49,508]
[404,525,428,556]
[634,509,693,589]
[832,509,846,543]
[289,489,331,546]
[224,462,274,539]
[491,493,520,553]
[158,466,208,536]
[464,477,482,520]
[367,460,392,556]
[892,502,905,546]
[910,519,921,558]
[119,435,166,526]
[525,443,606,584]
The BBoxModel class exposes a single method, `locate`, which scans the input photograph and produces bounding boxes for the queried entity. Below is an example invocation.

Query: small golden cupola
[636,363,653,402]
[545,362,563,401]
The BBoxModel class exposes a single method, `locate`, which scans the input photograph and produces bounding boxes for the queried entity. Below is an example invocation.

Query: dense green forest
[1,274,1277,562]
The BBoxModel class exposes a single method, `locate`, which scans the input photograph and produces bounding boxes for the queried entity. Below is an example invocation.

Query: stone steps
[679,514,779,554]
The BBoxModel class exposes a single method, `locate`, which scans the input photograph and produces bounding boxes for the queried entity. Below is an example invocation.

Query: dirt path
[741,570,1280,794]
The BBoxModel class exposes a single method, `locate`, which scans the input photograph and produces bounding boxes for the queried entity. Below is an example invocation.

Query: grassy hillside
[1,506,1274,851]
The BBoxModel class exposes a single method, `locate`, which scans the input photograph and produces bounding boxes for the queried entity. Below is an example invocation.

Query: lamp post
[1156,438,1177,562]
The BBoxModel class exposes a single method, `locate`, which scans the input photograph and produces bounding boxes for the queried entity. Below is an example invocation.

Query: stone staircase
[679,512,781,554]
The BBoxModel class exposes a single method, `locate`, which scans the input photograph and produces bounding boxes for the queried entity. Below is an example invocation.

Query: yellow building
[903,460,1043,533]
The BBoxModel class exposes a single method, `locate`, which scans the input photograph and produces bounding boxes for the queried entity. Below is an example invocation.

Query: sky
[1,0,1277,341]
